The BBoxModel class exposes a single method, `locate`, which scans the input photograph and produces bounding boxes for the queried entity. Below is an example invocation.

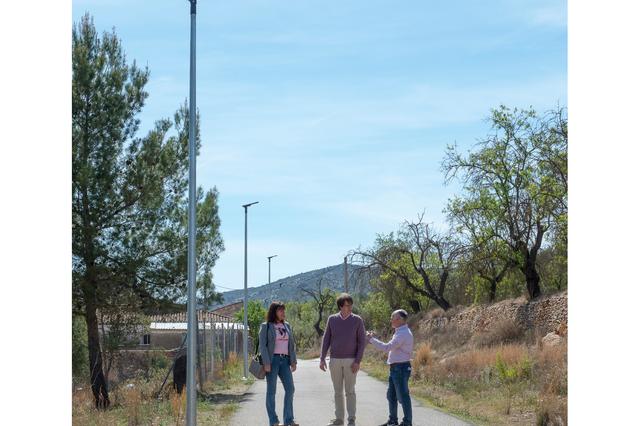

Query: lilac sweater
[320,313,367,363]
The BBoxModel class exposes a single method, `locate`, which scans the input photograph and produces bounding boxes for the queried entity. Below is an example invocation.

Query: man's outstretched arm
[369,332,403,353]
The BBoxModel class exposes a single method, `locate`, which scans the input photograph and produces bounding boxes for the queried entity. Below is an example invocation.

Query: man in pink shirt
[367,309,414,426]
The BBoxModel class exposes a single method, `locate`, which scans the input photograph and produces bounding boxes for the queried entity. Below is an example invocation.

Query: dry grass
[202,351,255,394]
[73,351,250,426]
[360,295,567,425]
[426,323,472,355]
[222,352,240,383]
[427,307,446,319]
[365,336,566,425]
[534,343,567,397]
[414,342,433,368]
[535,343,566,371]
[426,305,463,320]
[536,392,567,426]
[472,319,525,348]
[427,343,529,383]
[122,385,143,425]
[169,390,186,425]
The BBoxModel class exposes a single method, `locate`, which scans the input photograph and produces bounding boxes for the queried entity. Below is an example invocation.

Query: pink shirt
[273,323,289,355]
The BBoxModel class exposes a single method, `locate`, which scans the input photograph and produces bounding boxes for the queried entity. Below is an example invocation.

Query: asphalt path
[229,358,472,426]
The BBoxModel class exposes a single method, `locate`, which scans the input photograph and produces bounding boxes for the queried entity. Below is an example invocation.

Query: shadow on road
[199,391,255,404]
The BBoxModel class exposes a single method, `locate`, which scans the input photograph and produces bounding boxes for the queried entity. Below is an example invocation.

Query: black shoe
[399,423,412,426]
[379,422,398,426]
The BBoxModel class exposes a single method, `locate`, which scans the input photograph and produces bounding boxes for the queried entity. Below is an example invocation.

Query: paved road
[229,358,472,426]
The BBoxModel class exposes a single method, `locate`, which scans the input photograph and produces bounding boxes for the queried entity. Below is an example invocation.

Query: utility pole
[186,1,198,424]
[242,201,259,379]
[344,256,348,293]
[268,255,278,284]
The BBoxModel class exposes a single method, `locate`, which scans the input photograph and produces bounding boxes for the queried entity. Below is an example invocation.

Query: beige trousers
[329,357,358,422]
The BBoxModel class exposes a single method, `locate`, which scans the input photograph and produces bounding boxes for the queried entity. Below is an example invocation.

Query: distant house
[100,310,246,353]
[98,310,248,384]
[210,301,244,318]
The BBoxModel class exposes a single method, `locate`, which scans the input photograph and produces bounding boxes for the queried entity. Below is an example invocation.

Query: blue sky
[73,0,567,292]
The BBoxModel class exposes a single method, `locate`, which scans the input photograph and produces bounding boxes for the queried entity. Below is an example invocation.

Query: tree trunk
[314,307,324,337]
[408,299,421,313]
[524,261,541,299]
[433,295,451,311]
[523,253,541,299]
[435,272,451,311]
[489,279,497,302]
[85,300,110,409]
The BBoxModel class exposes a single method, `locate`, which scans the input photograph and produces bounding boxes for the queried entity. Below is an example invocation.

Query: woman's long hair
[266,301,286,323]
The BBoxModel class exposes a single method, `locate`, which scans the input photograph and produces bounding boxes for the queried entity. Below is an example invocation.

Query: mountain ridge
[213,263,373,308]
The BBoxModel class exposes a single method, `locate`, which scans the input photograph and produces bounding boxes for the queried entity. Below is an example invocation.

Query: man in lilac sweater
[320,293,367,426]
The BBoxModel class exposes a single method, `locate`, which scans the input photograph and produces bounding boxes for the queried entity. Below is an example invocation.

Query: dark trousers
[387,362,412,425]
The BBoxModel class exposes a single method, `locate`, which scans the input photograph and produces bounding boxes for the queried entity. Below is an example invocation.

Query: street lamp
[268,255,278,284]
[242,201,259,379]
[186,1,198,425]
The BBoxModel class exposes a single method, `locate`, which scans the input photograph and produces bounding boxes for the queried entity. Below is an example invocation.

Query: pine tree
[72,14,223,408]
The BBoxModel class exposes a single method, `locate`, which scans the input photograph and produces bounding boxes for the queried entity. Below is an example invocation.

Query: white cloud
[196,73,566,232]
[530,5,568,29]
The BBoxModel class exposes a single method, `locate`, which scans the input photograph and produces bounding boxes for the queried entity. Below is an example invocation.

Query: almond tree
[448,194,516,302]
[353,214,465,311]
[301,277,335,337]
[443,106,567,299]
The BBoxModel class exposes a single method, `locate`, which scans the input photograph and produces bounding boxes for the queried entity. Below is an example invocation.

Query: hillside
[214,263,373,308]
[362,292,568,425]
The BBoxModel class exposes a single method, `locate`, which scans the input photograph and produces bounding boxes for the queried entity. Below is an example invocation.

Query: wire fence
[148,310,249,384]
[102,309,250,394]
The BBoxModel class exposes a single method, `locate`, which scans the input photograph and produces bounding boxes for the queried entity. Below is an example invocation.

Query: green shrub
[494,352,532,415]
[149,351,170,371]
[72,315,89,384]
[360,293,393,332]
[235,301,267,353]
[495,353,531,383]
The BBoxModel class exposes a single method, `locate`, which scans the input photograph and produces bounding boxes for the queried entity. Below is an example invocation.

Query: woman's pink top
[273,323,289,355]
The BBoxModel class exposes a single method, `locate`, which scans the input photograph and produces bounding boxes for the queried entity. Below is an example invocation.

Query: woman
[259,301,299,426]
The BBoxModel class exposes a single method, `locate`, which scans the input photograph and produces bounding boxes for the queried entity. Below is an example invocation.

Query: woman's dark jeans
[387,362,412,425]
[265,354,295,425]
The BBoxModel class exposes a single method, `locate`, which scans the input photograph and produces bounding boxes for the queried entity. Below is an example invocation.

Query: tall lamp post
[242,201,259,379]
[187,0,198,426]
[186,1,198,425]
[268,255,278,284]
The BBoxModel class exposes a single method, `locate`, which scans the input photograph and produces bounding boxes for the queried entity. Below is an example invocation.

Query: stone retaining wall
[417,291,567,336]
